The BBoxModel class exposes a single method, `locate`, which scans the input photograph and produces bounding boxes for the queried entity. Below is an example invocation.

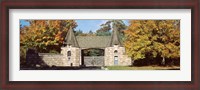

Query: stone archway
[81,48,104,66]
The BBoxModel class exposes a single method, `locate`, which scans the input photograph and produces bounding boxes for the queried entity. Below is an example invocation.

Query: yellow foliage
[124,20,180,60]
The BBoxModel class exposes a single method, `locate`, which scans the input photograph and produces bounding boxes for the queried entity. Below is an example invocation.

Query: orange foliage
[20,20,77,53]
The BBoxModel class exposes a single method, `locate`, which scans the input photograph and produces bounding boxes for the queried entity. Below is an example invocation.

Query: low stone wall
[26,45,132,67]
[38,53,65,67]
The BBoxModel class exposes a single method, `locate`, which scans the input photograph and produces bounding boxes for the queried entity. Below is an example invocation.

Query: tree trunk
[171,60,174,66]
[161,57,165,65]
[132,60,135,66]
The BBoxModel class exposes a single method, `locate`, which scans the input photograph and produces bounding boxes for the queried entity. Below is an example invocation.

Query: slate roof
[76,36,111,48]
[109,25,122,47]
[63,27,79,47]
[63,25,122,48]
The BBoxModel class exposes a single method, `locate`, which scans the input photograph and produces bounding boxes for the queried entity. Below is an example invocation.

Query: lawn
[105,66,180,70]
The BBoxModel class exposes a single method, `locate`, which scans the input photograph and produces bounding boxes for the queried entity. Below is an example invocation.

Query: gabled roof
[76,36,111,48]
[63,27,79,47]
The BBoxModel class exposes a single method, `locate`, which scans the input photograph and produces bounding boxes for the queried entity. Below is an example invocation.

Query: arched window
[114,50,118,65]
[67,51,71,56]
[114,50,118,54]
[114,50,118,56]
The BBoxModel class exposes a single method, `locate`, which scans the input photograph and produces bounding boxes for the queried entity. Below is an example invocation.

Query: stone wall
[39,53,65,67]
[104,45,132,66]
[26,46,81,67]
[26,45,131,67]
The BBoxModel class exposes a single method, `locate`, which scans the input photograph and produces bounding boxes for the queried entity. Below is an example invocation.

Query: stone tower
[61,27,81,66]
[104,24,131,66]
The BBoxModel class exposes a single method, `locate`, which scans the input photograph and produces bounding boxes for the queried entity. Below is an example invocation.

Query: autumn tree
[20,20,77,64]
[124,20,180,65]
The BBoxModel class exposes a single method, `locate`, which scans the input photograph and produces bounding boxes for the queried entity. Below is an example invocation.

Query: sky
[20,20,129,33]
[75,20,129,33]
[20,20,30,27]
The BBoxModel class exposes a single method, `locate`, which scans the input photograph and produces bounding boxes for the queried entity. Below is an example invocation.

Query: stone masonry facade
[105,45,131,66]
[34,45,81,67]
[38,53,64,67]
[60,45,81,66]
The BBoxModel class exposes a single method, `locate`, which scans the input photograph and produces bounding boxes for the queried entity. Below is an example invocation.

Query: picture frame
[0,0,199,90]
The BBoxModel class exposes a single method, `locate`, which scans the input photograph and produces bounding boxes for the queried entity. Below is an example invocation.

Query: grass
[105,66,180,70]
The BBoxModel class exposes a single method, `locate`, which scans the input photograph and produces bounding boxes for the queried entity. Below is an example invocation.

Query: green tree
[96,20,127,36]
[89,30,93,34]
[75,29,83,36]
[83,49,104,56]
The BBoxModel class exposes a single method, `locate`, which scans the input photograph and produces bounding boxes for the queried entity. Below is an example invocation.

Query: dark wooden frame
[0,0,199,90]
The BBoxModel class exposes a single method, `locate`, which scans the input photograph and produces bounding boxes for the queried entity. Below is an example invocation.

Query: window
[114,50,118,56]
[67,51,71,61]
[67,51,71,56]
[114,50,118,54]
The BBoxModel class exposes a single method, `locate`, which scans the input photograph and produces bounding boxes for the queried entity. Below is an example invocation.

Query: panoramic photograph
[20,20,180,70]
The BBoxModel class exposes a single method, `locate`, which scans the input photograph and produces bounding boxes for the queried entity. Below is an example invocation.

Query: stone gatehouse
[27,25,131,67]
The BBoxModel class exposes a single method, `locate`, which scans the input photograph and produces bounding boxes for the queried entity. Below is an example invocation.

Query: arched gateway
[33,25,131,67]
[60,25,131,67]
